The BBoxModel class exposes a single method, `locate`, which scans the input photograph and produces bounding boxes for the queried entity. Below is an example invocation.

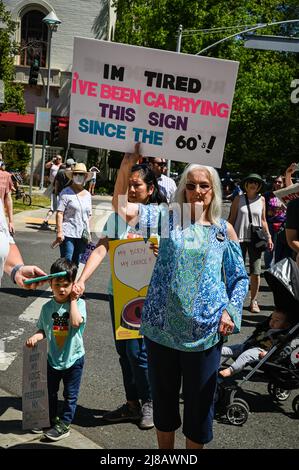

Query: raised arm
[112,143,140,224]
[74,238,109,296]
[285,163,297,187]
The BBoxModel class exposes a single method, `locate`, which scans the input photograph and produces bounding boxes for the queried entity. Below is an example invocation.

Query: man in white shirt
[148,157,177,203]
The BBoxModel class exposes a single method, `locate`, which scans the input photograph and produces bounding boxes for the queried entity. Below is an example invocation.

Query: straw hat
[65,163,93,181]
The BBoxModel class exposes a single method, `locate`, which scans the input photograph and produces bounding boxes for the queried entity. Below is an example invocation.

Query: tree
[0,1,25,113]
[112,0,299,175]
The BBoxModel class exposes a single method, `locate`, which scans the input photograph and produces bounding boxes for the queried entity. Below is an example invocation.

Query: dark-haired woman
[229,174,273,313]
[74,163,167,430]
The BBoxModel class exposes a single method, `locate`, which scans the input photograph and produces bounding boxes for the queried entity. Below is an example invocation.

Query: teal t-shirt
[37,297,86,370]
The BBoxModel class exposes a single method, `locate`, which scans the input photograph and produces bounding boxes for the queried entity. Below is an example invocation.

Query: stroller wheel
[292,395,299,418]
[232,398,250,412]
[267,383,291,401]
[226,401,249,426]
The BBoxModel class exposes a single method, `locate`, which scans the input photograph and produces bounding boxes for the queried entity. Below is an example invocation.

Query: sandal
[250,300,260,313]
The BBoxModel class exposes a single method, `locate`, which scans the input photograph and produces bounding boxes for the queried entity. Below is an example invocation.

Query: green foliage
[112,0,299,174]
[1,140,31,173]
[0,0,25,113]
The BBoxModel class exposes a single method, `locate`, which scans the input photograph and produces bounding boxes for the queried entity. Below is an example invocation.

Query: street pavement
[0,198,298,453]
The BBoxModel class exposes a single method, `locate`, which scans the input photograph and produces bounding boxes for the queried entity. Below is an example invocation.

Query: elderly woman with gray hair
[112,144,248,450]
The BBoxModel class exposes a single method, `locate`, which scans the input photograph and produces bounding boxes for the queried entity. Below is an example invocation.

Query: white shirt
[157,174,177,203]
[57,187,92,238]
[49,164,60,183]
[0,199,13,284]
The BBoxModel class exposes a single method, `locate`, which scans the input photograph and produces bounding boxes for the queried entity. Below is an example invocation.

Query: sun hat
[242,173,264,190]
[65,162,93,181]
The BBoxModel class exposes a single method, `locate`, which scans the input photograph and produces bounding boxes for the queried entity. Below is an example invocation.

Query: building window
[20,10,48,67]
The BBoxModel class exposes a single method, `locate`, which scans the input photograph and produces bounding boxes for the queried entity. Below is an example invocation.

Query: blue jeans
[60,237,87,266]
[47,356,84,425]
[109,295,151,402]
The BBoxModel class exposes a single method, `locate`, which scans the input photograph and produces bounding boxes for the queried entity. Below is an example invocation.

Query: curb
[0,388,102,449]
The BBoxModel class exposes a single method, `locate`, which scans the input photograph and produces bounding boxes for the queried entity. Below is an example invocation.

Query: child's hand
[70,290,79,301]
[73,280,85,297]
[150,242,159,257]
[26,337,37,348]
[259,350,267,359]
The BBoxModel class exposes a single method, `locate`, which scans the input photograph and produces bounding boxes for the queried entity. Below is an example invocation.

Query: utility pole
[167,24,183,177]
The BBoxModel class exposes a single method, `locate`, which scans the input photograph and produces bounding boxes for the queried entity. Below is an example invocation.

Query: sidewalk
[13,194,113,234]
[0,387,102,449]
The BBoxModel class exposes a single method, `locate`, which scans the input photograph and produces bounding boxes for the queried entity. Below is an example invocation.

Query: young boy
[26,258,86,441]
[219,309,291,378]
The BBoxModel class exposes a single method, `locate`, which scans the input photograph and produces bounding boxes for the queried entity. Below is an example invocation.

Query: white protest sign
[69,38,239,167]
[274,183,299,205]
[22,339,50,430]
[113,239,156,292]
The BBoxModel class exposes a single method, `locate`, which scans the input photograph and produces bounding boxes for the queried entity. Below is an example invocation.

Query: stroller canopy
[264,257,299,313]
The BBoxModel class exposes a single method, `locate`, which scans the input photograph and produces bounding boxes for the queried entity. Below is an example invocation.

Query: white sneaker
[139,400,154,429]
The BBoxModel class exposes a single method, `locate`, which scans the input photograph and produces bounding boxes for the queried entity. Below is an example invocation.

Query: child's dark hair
[274,307,296,327]
[50,258,77,282]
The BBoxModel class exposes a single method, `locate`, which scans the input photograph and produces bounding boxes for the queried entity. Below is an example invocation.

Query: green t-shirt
[37,297,86,370]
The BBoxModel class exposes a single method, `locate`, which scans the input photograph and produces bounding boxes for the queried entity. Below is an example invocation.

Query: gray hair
[174,164,222,225]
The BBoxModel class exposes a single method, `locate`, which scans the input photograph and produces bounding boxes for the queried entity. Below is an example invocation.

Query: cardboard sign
[22,339,50,430]
[109,238,157,340]
[69,38,239,167]
[274,183,299,205]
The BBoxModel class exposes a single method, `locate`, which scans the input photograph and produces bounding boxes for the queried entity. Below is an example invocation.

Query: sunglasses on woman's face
[185,182,211,192]
[247,179,259,185]
[154,162,166,167]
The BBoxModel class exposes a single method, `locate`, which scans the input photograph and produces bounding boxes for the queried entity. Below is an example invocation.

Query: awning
[0,112,35,126]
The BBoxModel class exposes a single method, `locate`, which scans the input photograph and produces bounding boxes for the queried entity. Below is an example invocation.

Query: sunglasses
[185,182,212,192]
[247,179,259,185]
[154,162,166,167]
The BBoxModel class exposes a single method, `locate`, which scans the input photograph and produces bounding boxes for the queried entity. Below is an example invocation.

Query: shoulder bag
[244,194,268,251]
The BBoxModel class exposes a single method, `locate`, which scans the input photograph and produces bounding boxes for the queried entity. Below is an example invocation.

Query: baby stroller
[216,257,299,425]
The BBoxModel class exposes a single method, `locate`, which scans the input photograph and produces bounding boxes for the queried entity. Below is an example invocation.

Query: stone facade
[4,0,115,116]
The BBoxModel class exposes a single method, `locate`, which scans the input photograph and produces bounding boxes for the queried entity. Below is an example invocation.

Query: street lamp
[39,11,61,190]
[195,19,299,55]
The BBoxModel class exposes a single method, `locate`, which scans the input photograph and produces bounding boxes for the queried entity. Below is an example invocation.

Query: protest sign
[274,183,299,205]
[22,339,49,430]
[69,38,239,167]
[109,238,157,340]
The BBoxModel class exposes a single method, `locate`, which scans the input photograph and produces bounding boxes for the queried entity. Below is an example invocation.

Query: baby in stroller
[215,257,299,425]
[219,309,292,378]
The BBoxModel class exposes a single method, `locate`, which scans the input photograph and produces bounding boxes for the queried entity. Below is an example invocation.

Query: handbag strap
[75,192,89,229]
[244,194,253,225]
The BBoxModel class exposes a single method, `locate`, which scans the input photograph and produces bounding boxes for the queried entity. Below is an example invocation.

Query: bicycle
[11,172,32,206]
[12,186,32,206]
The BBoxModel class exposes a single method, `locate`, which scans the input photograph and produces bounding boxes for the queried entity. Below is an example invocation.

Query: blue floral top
[138,205,249,352]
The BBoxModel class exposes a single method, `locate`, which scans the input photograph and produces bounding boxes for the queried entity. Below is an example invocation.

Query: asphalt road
[0,203,298,450]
